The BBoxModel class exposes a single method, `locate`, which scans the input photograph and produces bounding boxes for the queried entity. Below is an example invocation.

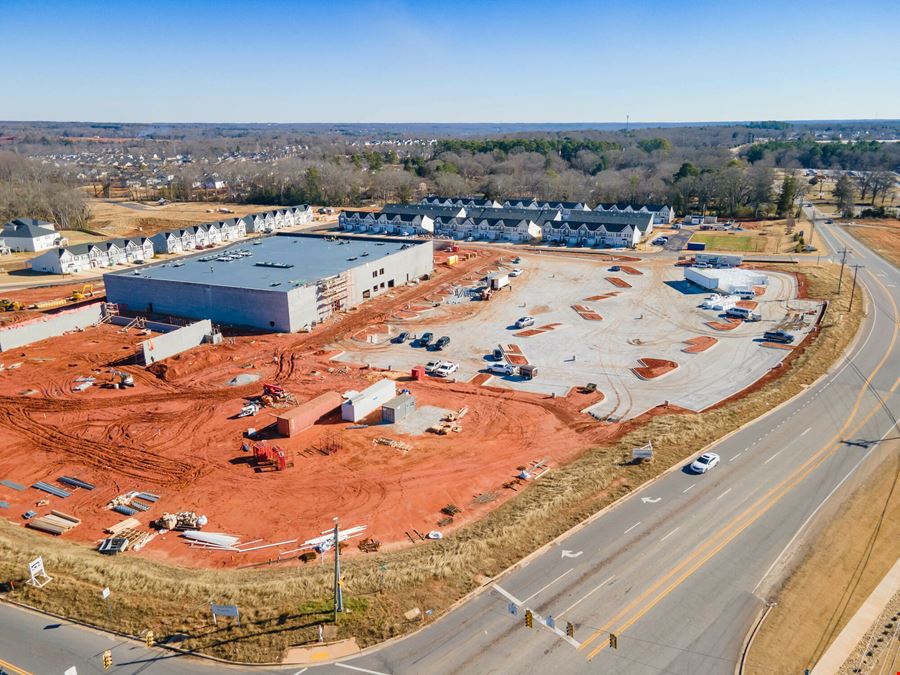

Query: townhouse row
[339,201,655,248]
[29,205,312,274]
[420,195,674,224]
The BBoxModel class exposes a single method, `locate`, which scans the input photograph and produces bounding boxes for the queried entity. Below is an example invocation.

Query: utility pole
[848,265,863,312]
[333,517,344,615]
[836,248,850,294]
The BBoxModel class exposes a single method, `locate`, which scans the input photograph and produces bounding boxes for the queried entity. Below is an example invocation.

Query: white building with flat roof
[685,267,768,294]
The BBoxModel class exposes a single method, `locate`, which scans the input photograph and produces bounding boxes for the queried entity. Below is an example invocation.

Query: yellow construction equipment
[0,298,24,312]
[70,284,95,302]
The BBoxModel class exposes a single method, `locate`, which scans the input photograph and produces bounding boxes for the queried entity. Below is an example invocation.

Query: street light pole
[333,517,344,615]
[848,265,863,312]
[837,248,850,294]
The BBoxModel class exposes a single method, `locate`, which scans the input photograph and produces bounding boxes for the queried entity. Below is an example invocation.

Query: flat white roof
[688,267,767,287]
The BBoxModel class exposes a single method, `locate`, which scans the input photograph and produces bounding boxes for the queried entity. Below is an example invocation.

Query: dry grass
[0,263,865,663]
[746,440,900,675]
[843,220,900,268]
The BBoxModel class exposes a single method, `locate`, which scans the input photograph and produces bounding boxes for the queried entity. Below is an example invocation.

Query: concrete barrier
[0,303,103,352]
[141,319,214,365]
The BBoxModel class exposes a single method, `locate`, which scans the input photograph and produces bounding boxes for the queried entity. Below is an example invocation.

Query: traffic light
[609,633,618,649]
[102,649,112,669]
[145,630,155,648]
[566,621,575,638]
[524,608,533,628]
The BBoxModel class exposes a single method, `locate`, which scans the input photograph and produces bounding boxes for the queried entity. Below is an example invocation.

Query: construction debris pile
[106,491,160,517]
[428,406,468,435]
[181,530,298,553]
[154,511,207,531]
[27,510,80,536]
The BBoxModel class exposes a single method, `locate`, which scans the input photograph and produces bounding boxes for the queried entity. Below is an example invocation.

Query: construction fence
[141,319,215,366]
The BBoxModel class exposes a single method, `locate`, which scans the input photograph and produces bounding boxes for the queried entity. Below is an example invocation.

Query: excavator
[69,284,95,302]
[0,298,24,312]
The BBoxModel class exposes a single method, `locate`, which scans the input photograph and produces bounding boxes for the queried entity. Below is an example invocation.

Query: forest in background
[0,120,897,227]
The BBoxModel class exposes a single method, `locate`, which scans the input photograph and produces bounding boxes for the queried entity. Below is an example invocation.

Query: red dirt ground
[617,265,643,275]
[736,300,759,310]
[705,318,742,331]
[469,373,493,386]
[583,292,619,301]
[631,358,679,380]
[606,277,632,289]
[682,336,718,353]
[760,342,794,350]
[571,305,603,321]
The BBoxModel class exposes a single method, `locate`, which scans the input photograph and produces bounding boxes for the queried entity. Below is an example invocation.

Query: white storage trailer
[341,379,397,422]
[488,272,509,290]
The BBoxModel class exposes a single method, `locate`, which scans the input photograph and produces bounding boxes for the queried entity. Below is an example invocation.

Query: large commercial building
[104,233,433,332]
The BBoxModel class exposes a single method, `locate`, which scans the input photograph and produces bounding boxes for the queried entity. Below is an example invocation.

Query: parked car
[737,290,757,300]
[486,363,516,376]
[512,257,522,264]
[609,265,621,271]
[825,219,834,224]
[691,452,720,474]
[418,332,434,346]
[763,329,795,344]
[429,336,450,351]
[515,316,535,328]
[433,362,459,377]
[392,331,410,344]
[726,306,761,321]
[509,268,523,277]
[491,348,504,361]
[424,360,446,374]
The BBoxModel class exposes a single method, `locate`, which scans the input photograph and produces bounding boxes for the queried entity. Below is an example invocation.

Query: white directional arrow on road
[561,550,583,559]
[641,496,661,504]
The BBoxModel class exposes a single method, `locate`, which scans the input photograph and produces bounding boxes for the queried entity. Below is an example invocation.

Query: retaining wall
[0,303,103,352]
[141,319,213,365]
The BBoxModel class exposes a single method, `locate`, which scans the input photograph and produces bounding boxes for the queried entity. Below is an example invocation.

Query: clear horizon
[3,0,898,123]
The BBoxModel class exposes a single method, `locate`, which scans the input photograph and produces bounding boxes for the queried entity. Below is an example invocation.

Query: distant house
[421,195,502,209]
[502,198,540,210]
[1,218,61,252]
[150,230,184,254]
[536,201,591,215]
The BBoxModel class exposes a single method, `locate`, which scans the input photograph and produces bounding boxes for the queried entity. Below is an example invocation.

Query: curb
[735,602,775,675]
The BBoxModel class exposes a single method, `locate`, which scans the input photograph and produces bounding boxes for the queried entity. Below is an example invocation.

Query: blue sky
[1,0,898,123]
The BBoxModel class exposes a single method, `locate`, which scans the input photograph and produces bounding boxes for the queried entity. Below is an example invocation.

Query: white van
[726,306,760,321]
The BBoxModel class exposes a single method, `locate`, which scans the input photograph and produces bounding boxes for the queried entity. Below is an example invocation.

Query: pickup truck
[763,329,795,344]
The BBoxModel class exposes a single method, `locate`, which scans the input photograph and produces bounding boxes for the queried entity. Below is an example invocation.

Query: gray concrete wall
[286,285,318,332]
[348,241,433,306]
[105,274,293,332]
[0,303,103,352]
[141,319,213,365]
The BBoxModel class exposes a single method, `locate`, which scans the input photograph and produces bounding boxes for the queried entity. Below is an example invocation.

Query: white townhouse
[594,202,674,225]
[541,219,641,248]
[1,218,61,252]
[150,230,185,254]
[29,237,154,274]
[192,224,210,248]
[421,195,502,209]
[536,201,591,216]
[502,198,540,209]
[468,217,542,242]
[339,210,378,231]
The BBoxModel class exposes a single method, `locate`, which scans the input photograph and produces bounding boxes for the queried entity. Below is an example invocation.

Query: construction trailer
[487,272,510,290]
[382,393,416,423]
[276,391,343,437]
[685,267,768,294]
[341,379,396,422]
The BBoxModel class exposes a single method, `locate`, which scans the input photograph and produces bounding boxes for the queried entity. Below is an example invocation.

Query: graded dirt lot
[336,252,822,420]
[86,199,284,239]
[843,219,900,268]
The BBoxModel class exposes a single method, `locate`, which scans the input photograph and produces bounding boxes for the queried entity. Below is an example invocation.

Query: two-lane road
[1,216,897,675]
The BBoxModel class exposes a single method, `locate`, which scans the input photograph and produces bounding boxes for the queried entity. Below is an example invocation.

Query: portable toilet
[411,365,426,381]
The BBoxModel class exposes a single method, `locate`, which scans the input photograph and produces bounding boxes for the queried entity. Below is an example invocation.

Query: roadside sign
[211,603,241,626]
[26,556,52,588]
[102,587,111,600]
[631,440,654,463]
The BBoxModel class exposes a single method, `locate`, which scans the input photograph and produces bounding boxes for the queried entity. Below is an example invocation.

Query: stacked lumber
[26,511,81,536]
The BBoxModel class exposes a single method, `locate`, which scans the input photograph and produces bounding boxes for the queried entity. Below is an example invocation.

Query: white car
[691,452,720,474]
[509,268,523,277]
[424,360,446,374]
[515,316,535,328]
[433,362,459,377]
[486,363,515,376]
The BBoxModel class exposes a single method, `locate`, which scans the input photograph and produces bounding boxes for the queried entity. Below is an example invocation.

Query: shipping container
[276,391,343,437]
[382,393,416,423]
[686,242,706,251]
